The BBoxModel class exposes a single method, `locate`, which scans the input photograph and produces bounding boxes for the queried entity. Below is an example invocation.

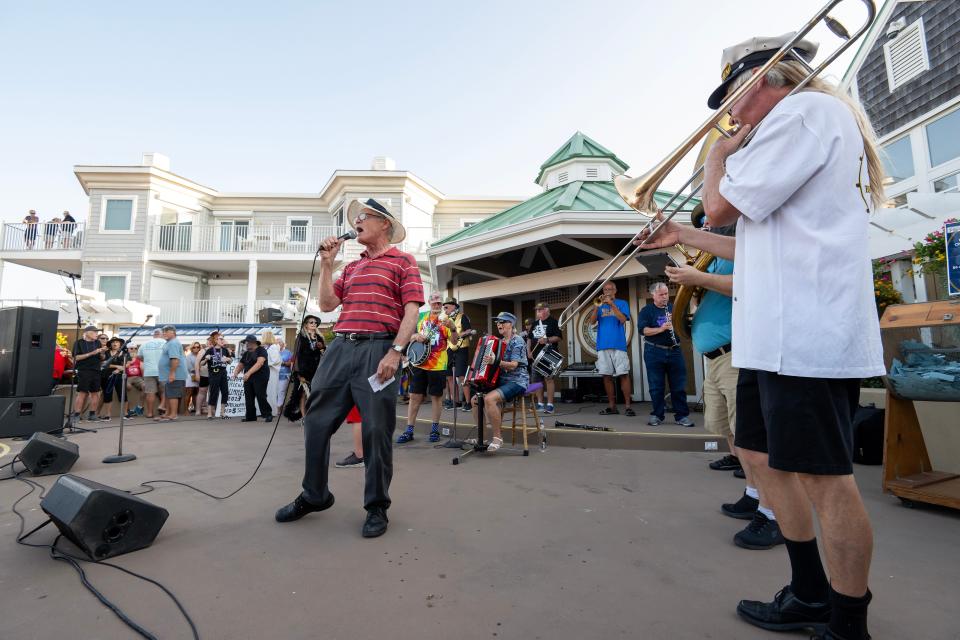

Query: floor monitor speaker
[19,432,79,476]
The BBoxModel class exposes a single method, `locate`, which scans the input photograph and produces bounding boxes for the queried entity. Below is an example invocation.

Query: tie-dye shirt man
[414,311,452,371]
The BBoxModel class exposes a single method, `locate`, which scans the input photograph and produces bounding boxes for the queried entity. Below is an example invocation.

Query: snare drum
[532,346,564,379]
[406,341,430,367]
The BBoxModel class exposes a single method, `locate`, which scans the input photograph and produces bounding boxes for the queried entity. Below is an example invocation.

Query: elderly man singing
[275,198,424,538]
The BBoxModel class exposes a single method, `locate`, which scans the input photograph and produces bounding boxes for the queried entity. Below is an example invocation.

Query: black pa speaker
[41,475,169,560]
[0,306,58,397]
[0,395,65,438]
[20,432,79,476]
[258,307,283,323]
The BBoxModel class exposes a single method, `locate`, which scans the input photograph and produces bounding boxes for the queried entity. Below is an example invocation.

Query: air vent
[558,171,569,184]
[883,18,930,92]
[585,168,599,179]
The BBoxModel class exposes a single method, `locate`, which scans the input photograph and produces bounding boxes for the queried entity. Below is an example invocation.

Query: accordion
[465,336,505,390]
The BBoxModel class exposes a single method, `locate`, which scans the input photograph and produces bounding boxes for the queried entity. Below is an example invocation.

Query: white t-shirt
[720,91,884,378]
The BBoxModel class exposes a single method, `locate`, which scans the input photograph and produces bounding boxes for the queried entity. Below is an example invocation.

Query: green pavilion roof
[432,180,700,247]
[535,131,630,183]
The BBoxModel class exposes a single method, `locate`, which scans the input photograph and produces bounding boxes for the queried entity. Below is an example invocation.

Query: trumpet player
[637,32,885,640]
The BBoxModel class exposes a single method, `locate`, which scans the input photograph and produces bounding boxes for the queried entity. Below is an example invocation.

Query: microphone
[338,229,358,241]
[58,269,82,279]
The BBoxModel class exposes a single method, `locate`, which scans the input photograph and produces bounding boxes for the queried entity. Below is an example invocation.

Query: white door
[149,275,197,323]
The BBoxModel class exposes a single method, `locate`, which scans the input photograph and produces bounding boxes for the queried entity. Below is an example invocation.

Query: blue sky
[0,0,867,298]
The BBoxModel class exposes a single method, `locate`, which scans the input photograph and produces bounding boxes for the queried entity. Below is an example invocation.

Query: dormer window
[883,17,930,92]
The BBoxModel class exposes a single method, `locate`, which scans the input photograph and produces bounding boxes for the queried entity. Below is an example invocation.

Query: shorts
[446,348,470,378]
[199,375,210,388]
[164,379,185,399]
[126,376,145,392]
[493,381,526,403]
[734,369,860,475]
[102,374,123,403]
[76,370,101,393]
[702,351,738,438]
[143,376,159,394]
[410,366,446,397]
[597,349,630,377]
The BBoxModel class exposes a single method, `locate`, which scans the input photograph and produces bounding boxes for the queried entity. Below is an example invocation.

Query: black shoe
[733,468,746,479]
[709,454,741,471]
[241,417,258,422]
[262,416,274,422]
[335,452,364,468]
[737,585,831,633]
[721,491,758,520]
[275,493,334,523]
[734,511,785,550]
[443,399,454,409]
[362,508,389,538]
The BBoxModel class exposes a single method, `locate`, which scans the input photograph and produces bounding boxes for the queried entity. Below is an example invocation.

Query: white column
[246,260,258,323]
[0,259,5,298]
[628,278,643,402]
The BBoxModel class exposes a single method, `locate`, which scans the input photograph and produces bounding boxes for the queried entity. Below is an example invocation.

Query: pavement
[1,416,958,640]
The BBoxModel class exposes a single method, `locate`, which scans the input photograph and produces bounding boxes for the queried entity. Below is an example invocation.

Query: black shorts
[76,370,102,393]
[409,367,446,397]
[199,375,210,388]
[734,369,860,475]
[446,349,470,378]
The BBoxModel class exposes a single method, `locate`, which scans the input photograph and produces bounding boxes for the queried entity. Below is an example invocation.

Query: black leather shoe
[262,416,274,422]
[722,491,758,520]
[737,585,830,632]
[275,493,334,523]
[361,508,389,538]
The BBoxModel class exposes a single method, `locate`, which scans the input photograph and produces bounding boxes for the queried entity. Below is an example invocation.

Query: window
[934,172,959,194]
[219,220,249,251]
[97,274,128,300]
[882,137,914,183]
[460,219,482,228]
[883,18,930,92]
[926,108,960,168]
[287,218,311,243]
[101,197,136,232]
[884,189,916,209]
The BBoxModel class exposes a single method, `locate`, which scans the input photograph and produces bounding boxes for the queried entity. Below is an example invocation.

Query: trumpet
[558,0,877,327]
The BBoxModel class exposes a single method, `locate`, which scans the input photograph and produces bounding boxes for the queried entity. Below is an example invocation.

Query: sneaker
[811,629,871,640]
[99,415,112,422]
[709,454,742,471]
[676,416,695,427]
[736,585,830,633]
[135,406,144,416]
[734,511,785,550]
[396,426,414,444]
[443,399,454,409]
[599,407,619,416]
[362,507,389,538]
[125,410,138,419]
[536,402,545,412]
[335,452,364,468]
[733,468,746,479]
[721,491,759,520]
[87,412,97,422]
[428,425,440,443]
[624,407,635,417]
[647,416,663,426]
[545,404,555,415]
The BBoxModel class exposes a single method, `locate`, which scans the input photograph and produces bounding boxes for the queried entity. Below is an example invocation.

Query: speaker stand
[57,273,97,436]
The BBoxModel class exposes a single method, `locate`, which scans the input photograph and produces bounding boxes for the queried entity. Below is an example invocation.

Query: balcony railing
[150,224,340,254]
[1,222,85,251]
[150,298,323,324]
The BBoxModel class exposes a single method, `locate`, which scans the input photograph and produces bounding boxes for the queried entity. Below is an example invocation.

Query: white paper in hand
[367,373,392,393]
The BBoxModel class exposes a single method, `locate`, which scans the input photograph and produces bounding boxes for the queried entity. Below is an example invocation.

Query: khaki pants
[702,350,738,437]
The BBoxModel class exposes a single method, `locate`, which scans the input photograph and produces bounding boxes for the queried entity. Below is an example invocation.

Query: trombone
[559,0,877,327]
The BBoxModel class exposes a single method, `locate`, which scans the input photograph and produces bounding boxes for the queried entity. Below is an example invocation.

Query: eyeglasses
[356,212,384,222]
[495,321,507,326]
[306,320,318,325]
[98,336,108,340]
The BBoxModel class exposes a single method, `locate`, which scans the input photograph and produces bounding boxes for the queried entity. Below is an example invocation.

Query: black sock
[828,587,872,640]
[783,537,829,603]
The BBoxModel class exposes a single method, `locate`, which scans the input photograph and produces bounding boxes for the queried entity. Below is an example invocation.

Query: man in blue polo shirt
[595,281,635,416]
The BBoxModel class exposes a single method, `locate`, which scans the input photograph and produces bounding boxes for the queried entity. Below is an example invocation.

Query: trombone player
[637,33,884,640]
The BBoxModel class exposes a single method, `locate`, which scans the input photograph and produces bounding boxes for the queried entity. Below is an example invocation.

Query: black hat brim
[706,49,812,109]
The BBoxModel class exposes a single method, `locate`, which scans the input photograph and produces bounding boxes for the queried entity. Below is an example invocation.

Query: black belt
[335,332,396,341]
[704,343,732,360]
[647,343,680,350]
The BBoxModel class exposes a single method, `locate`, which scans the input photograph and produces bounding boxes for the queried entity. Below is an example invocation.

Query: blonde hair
[261,330,276,345]
[728,61,886,209]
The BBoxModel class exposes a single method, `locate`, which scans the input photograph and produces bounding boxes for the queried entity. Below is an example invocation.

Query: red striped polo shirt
[333,246,424,334]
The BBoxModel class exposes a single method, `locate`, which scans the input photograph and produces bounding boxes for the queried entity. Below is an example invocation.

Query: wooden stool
[500,382,547,455]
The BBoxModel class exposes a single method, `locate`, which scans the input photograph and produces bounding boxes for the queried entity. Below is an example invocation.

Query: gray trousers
[301,337,397,511]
